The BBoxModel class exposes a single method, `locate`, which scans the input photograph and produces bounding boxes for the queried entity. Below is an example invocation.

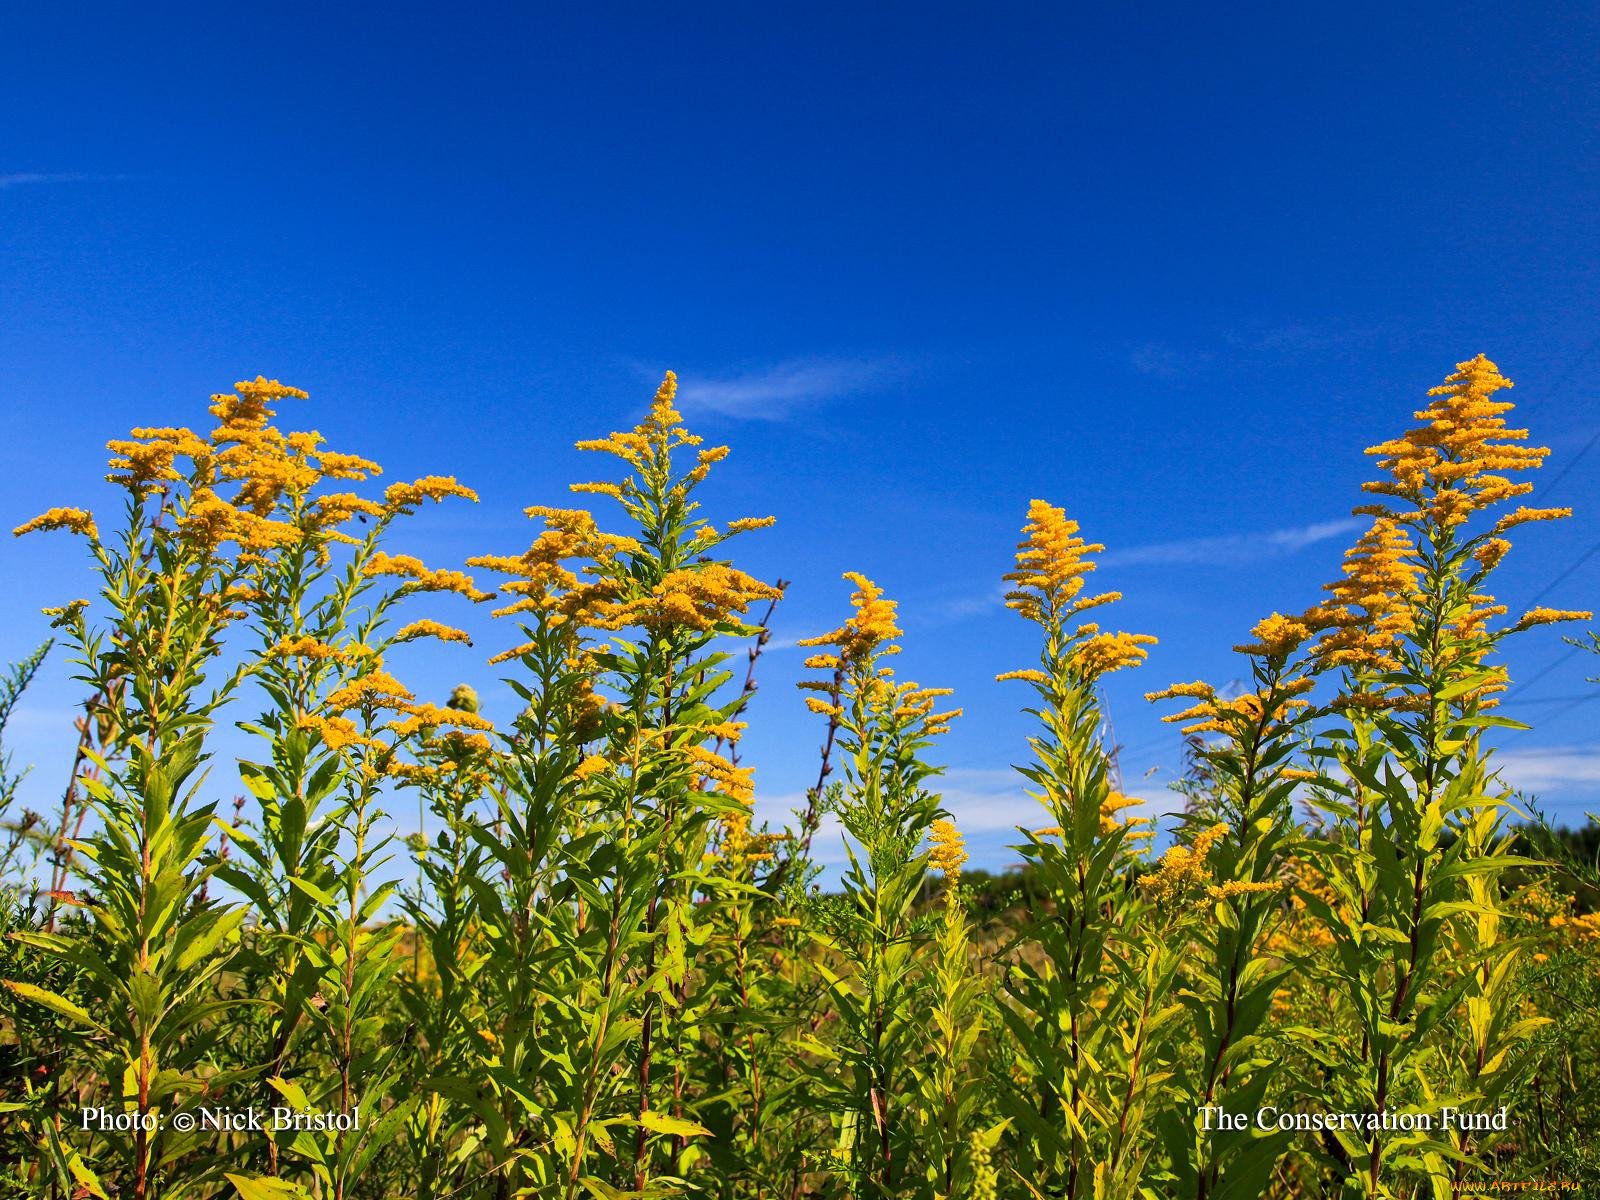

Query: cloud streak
[1102,518,1363,569]
[674,357,899,421]
[1497,745,1600,794]
[0,171,126,191]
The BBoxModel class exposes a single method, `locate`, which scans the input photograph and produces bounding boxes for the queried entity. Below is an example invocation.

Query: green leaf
[2,979,106,1032]
[226,1174,313,1200]
[637,1109,712,1137]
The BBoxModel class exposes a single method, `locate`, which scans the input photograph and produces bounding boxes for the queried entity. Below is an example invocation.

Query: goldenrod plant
[994,502,1180,1200]
[795,572,960,1197]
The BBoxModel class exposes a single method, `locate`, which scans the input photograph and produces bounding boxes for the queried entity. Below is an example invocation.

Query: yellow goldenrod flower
[271,636,363,663]
[297,713,373,752]
[995,668,1049,684]
[1067,631,1158,679]
[1491,505,1571,534]
[387,702,496,739]
[798,571,901,663]
[572,755,609,781]
[326,670,416,712]
[1232,612,1311,658]
[14,506,98,540]
[1002,499,1103,621]
[1513,606,1593,631]
[384,476,479,511]
[392,619,474,646]
[364,552,494,602]
[927,819,968,880]
[1206,879,1287,901]
[1138,823,1228,902]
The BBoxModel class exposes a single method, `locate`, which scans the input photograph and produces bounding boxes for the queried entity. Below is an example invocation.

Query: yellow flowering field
[1,355,1598,1200]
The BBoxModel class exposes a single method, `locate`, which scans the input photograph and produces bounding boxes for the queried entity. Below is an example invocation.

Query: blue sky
[3,2,1598,871]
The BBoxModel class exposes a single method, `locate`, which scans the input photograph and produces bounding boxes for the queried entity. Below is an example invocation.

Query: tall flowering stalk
[1144,617,1317,1199]
[1297,356,1588,1196]
[204,390,488,1196]
[469,373,780,1197]
[914,818,989,1198]
[6,388,285,1198]
[796,572,960,1197]
[994,501,1174,1200]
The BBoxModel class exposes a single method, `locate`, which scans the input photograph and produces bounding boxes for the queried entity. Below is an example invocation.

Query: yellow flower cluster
[1550,911,1600,943]
[392,619,474,646]
[1066,629,1158,679]
[798,572,902,665]
[1303,518,1422,673]
[997,502,1153,683]
[384,476,479,512]
[1361,355,1549,527]
[572,754,609,782]
[927,818,968,880]
[325,669,416,713]
[1146,678,1314,737]
[1206,879,1286,901]
[715,809,786,868]
[1138,823,1228,902]
[364,552,494,603]
[1098,791,1146,837]
[1002,500,1119,624]
[270,636,375,664]
[471,507,635,628]
[1232,612,1311,658]
[297,713,374,751]
[387,702,496,740]
[587,563,783,633]
[13,507,99,540]
[1513,606,1592,632]
[573,373,717,489]
[686,743,755,805]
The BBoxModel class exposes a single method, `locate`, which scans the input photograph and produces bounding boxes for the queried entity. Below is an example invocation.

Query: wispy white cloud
[0,171,127,191]
[1102,518,1363,569]
[1130,342,1212,380]
[1497,745,1600,794]
[674,357,900,421]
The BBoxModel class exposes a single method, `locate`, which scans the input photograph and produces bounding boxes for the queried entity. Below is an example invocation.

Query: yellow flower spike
[383,476,479,511]
[1066,631,1158,679]
[1513,607,1593,631]
[1002,499,1104,622]
[296,713,374,752]
[1491,505,1572,534]
[1206,879,1287,901]
[797,572,902,668]
[927,819,968,880]
[1137,823,1228,902]
[1361,356,1560,536]
[391,619,474,646]
[270,636,367,664]
[14,507,99,540]
[572,755,609,781]
[1232,612,1311,658]
[325,670,416,713]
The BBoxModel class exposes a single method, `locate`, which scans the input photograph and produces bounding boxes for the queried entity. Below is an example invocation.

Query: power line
[1511,648,1582,695]
[1518,331,1600,421]
[1533,426,1600,504]
[1523,537,1600,609]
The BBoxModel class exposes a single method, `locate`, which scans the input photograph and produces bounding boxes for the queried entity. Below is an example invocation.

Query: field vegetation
[2,357,1598,1199]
